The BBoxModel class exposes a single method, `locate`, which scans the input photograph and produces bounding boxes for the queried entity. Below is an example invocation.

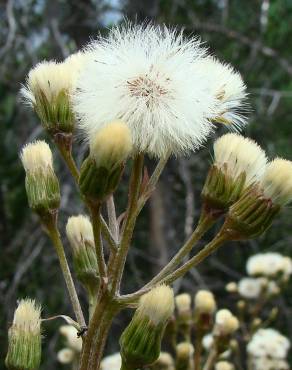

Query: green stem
[110,154,144,293]
[106,195,119,242]
[145,213,215,288]
[194,331,203,370]
[55,136,80,183]
[45,215,86,328]
[203,346,218,370]
[89,204,107,280]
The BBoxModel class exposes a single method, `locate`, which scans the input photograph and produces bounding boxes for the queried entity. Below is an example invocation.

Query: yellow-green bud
[79,121,132,202]
[175,342,194,370]
[6,299,42,370]
[120,285,174,370]
[20,141,60,216]
[201,134,267,219]
[66,215,99,287]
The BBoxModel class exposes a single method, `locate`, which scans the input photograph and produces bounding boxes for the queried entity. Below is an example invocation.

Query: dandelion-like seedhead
[175,293,191,313]
[100,353,122,370]
[138,285,174,325]
[214,133,267,187]
[194,290,216,314]
[261,158,292,206]
[215,309,239,335]
[12,299,41,333]
[194,57,248,130]
[246,253,292,278]
[20,141,53,173]
[73,23,224,158]
[66,215,94,252]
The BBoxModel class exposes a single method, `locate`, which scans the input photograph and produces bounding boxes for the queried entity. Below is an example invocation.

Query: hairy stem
[89,204,107,280]
[45,215,86,328]
[145,213,215,288]
[106,195,119,242]
[110,154,144,293]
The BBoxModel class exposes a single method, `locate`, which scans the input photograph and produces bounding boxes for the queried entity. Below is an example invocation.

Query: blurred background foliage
[1,0,292,368]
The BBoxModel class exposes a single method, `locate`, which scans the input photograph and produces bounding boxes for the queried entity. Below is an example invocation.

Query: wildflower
[20,141,60,215]
[175,293,191,314]
[194,56,248,130]
[73,23,222,158]
[57,348,75,364]
[237,278,263,299]
[66,215,99,285]
[194,290,216,315]
[21,52,88,134]
[247,328,290,359]
[79,121,132,202]
[6,299,42,370]
[225,282,238,293]
[59,325,82,352]
[215,361,235,370]
[101,353,122,370]
[246,253,292,279]
[175,342,194,370]
[201,133,267,222]
[119,285,174,369]
[214,309,239,336]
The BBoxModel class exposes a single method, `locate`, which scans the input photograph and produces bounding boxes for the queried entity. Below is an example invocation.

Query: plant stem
[89,204,107,281]
[110,154,144,293]
[45,215,86,328]
[145,213,215,288]
[194,331,203,370]
[106,195,119,242]
[203,347,218,370]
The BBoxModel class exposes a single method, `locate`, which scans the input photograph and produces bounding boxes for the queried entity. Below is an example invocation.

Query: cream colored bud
[215,361,235,370]
[90,120,132,169]
[194,290,216,314]
[101,353,122,370]
[66,215,94,251]
[225,282,238,293]
[57,348,75,364]
[175,293,191,313]
[59,325,82,352]
[153,352,175,370]
[21,141,53,173]
[215,309,239,336]
[262,158,292,206]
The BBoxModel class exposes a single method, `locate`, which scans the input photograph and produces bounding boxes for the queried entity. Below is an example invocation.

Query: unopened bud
[215,361,235,370]
[120,285,174,369]
[57,348,75,364]
[215,309,239,337]
[175,342,194,370]
[20,141,60,217]
[194,290,216,331]
[225,282,238,293]
[6,299,42,370]
[79,121,132,202]
[151,352,175,370]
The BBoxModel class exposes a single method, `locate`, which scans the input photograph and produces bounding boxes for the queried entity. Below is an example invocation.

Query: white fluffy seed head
[214,133,267,187]
[101,353,122,370]
[261,158,292,206]
[246,253,292,278]
[57,348,75,364]
[237,278,263,299]
[175,293,191,313]
[156,352,175,367]
[194,56,248,130]
[215,309,239,335]
[90,120,132,167]
[194,290,216,314]
[73,23,220,158]
[22,55,87,105]
[66,215,94,251]
[20,140,53,173]
[138,285,174,325]
[247,328,290,359]
[59,325,82,352]
[12,298,41,334]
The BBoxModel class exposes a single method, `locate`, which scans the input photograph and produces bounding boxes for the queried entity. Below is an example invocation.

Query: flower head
[175,293,191,313]
[215,361,235,370]
[261,158,292,206]
[101,353,122,370]
[59,325,82,352]
[21,140,53,173]
[246,253,292,278]
[66,215,94,252]
[214,133,267,187]
[215,309,239,336]
[194,57,248,130]
[6,299,42,370]
[194,290,216,315]
[73,23,222,158]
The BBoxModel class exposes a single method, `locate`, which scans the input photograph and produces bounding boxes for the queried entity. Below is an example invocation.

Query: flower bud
[120,285,174,369]
[6,299,42,370]
[215,361,235,370]
[151,352,175,370]
[21,54,87,134]
[101,353,122,370]
[225,282,238,293]
[59,325,82,352]
[201,133,267,220]
[175,342,194,370]
[20,141,60,216]
[175,293,192,339]
[66,215,99,286]
[194,290,216,331]
[79,121,132,202]
[215,309,239,337]
[57,348,75,364]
